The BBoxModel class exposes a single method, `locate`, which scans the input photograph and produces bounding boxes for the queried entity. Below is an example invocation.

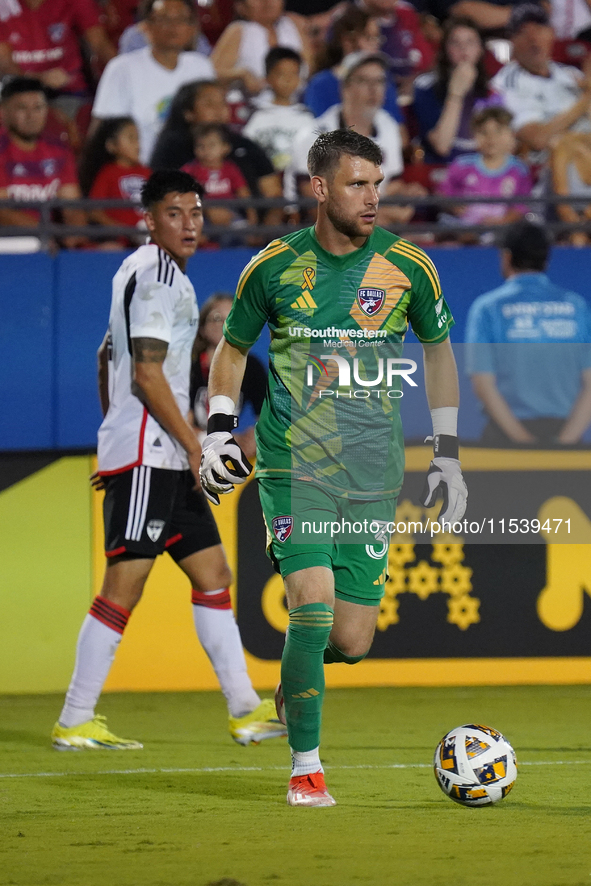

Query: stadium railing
[0,196,590,248]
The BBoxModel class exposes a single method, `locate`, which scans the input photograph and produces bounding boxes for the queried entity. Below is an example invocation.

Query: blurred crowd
[1,0,591,249]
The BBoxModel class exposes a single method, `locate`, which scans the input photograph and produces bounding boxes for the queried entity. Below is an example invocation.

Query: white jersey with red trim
[97,243,199,474]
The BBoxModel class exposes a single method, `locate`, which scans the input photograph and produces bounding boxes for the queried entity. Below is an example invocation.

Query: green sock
[281,603,334,753]
[323,639,369,665]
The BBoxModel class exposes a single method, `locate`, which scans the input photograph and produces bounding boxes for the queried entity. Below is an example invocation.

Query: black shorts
[103,466,221,561]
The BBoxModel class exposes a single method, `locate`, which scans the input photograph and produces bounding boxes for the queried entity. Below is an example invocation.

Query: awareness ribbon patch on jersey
[302,267,315,290]
[272,515,293,542]
[357,287,386,316]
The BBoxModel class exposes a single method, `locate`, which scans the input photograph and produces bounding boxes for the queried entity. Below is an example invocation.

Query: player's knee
[324,639,370,665]
[208,564,232,590]
[102,554,151,610]
[102,587,143,612]
[204,549,233,590]
[341,647,370,665]
[193,565,233,595]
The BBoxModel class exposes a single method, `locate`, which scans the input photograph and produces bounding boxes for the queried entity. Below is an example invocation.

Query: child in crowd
[438,107,533,229]
[182,123,256,228]
[243,47,312,173]
[79,117,151,232]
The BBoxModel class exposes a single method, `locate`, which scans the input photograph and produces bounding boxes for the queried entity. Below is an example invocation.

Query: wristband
[433,434,459,459]
[209,394,235,416]
[430,406,458,437]
[207,413,238,434]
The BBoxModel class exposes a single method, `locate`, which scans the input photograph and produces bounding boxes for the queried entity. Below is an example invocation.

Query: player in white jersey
[52,170,286,750]
[97,242,200,476]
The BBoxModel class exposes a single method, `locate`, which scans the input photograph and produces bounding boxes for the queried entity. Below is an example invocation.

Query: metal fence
[1,195,591,249]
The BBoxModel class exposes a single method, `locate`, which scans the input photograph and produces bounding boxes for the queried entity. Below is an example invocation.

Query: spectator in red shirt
[79,116,151,231]
[182,122,256,228]
[0,77,86,246]
[0,0,115,116]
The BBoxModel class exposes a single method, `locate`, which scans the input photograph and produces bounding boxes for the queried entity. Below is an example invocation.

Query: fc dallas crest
[357,287,385,316]
[272,515,293,542]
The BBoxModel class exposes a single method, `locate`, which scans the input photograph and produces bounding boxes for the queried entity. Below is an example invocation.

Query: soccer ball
[433,723,517,807]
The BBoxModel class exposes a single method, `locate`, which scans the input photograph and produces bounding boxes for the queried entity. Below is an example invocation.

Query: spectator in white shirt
[492,3,591,162]
[210,0,312,96]
[243,47,313,172]
[285,51,422,224]
[551,0,591,42]
[92,0,214,164]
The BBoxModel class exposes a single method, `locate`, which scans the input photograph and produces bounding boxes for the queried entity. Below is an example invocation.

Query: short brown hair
[307,129,382,178]
[471,106,513,133]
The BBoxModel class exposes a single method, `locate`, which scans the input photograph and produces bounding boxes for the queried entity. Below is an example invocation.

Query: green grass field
[2,686,591,886]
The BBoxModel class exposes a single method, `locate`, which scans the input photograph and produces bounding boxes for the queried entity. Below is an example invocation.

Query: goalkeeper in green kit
[200,129,467,807]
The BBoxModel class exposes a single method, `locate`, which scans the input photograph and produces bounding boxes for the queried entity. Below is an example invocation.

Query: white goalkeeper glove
[199,413,252,506]
[420,435,467,525]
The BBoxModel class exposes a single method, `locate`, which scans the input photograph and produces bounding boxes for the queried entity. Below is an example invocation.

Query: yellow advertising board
[101,448,591,691]
[1,450,591,695]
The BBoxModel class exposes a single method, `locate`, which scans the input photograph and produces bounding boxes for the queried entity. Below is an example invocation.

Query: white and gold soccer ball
[433,723,517,807]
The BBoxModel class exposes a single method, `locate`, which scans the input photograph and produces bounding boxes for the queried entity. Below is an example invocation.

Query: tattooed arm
[132,337,202,486]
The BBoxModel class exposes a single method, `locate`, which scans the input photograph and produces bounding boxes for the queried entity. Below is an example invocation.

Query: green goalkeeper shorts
[257,477,397,606]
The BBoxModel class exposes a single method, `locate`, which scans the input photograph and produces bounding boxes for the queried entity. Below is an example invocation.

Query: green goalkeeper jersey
[223,225,454,500]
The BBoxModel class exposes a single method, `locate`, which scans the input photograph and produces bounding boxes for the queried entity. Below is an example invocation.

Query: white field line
[1,760,590,780]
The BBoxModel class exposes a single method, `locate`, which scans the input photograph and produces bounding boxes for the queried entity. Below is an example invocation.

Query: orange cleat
[287,771,336,807]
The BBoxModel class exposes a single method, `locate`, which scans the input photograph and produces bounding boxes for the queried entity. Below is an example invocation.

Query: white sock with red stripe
[191,588,260,718]
[58,596,130,729]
